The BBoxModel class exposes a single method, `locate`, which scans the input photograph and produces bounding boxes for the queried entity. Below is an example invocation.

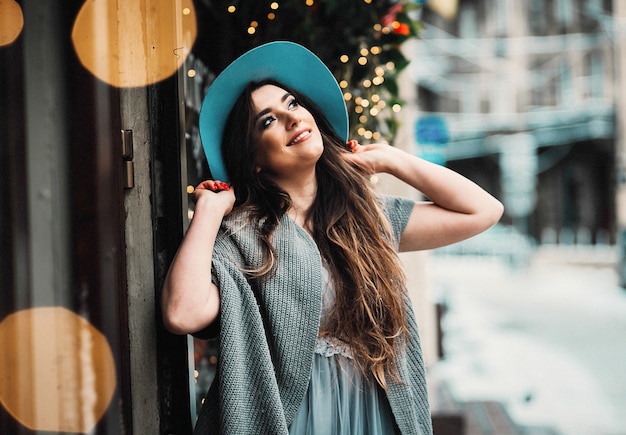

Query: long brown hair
[221,79,408,388]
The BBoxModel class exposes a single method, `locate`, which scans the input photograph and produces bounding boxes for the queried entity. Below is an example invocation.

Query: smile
[288,130,311,146]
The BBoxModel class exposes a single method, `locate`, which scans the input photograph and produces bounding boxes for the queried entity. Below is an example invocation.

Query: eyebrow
[253,92,293,124]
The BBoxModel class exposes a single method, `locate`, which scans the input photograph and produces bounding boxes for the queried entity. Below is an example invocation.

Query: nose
[285,111,301,129]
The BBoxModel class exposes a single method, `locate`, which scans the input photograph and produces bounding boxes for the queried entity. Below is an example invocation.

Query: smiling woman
[161,41,503,435]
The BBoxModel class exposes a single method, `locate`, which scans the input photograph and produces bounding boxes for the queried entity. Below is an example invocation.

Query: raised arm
[161,181,235,334]
[344,142,504,252]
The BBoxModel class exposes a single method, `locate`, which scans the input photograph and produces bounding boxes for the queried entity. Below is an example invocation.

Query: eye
[260,115,276,129]
[288,97,299,110]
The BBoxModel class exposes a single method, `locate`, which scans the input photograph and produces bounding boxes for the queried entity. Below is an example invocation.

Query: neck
[279,174,318,230]
[263,166,318,229]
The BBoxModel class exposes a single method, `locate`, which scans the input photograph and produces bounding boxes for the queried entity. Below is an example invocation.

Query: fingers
[346,140,359,153]
[195,180,230,192]
[346,140,389,153]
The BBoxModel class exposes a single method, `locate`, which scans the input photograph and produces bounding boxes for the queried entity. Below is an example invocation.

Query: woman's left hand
[342,140,397,174]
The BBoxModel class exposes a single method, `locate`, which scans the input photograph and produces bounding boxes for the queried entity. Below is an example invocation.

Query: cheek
[253,136,275,170]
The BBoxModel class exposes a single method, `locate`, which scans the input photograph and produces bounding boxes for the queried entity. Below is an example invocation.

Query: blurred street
[429,246,626,435]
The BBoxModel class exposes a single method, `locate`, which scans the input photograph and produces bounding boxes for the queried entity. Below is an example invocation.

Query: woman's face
[250,84,324,180]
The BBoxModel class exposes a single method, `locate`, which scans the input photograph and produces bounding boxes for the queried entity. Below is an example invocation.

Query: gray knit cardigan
[193,195,433,435]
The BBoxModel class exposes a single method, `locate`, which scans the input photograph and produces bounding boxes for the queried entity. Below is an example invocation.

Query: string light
[270,2,279,10]
[248,20,259,35]
[227,5,236,13]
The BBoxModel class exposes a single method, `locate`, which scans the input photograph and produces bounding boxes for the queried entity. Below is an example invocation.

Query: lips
[288,129,311,146]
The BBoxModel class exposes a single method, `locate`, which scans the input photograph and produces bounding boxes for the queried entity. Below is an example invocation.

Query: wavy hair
[221,79,408,388]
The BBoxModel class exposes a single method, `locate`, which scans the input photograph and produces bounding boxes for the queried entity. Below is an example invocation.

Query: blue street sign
[416,115,449,165]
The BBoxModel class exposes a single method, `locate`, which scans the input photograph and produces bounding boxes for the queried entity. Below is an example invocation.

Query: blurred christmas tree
[193,0,423,141]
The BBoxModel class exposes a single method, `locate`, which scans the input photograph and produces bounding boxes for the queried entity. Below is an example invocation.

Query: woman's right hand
[191,180,236,217]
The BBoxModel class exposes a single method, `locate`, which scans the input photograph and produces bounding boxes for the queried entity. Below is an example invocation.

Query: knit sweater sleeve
[380,195,416,248]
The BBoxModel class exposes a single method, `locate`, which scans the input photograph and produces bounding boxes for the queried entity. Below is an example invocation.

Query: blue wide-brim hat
[199,41,349,182]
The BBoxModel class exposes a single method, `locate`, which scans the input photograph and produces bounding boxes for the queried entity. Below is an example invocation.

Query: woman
[162,42,503,435]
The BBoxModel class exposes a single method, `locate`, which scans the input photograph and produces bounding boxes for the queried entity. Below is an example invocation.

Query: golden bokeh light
[0,0,24,47]
[0,307,117,433]
[71,0,197,88]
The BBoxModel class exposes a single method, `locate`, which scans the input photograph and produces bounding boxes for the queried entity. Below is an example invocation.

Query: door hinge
[121,129,134,189]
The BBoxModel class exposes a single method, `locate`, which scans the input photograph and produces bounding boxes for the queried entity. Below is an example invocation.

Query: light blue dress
[288,265,398,434]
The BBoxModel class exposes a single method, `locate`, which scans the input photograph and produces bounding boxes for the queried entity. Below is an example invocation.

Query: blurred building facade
[414,0,616,249]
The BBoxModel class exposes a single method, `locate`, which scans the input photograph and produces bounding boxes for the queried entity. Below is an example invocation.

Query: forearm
[372,145,503,251]
[384,147,501,217]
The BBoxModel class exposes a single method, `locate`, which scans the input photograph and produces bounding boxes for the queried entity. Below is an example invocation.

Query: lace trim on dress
[316,262,354,359]
[314,335,353,359]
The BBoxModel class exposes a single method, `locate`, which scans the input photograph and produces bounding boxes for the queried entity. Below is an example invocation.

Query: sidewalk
[427,246,626,435]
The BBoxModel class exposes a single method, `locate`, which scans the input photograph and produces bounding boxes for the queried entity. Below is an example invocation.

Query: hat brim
[199,41,349,182]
